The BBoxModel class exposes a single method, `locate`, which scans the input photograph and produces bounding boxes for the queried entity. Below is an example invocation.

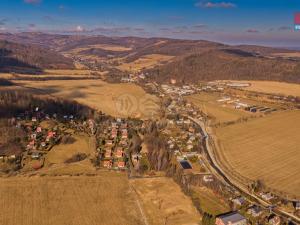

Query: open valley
[0,4,300,224]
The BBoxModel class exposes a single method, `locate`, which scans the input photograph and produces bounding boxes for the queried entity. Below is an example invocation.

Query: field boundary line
[130,184,150,225]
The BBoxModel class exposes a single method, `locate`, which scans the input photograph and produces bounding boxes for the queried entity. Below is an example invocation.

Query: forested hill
[0,32,300,83]
[147,49,300,84]
[0,40,74,74]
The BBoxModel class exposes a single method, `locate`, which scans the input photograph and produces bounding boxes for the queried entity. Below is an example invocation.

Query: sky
[0,0,300,47]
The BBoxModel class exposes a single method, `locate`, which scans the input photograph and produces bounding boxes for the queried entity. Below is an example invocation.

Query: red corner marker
[295,12,300,24]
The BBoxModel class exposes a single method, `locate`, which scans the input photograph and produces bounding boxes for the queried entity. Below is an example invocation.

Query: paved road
[186,115,300,224]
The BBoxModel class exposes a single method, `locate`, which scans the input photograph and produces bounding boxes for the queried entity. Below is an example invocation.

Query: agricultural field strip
[228,80,300,97]
[0,174,144,225]
[215,110,300,197]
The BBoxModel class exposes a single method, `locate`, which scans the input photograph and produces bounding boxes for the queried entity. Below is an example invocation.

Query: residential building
[295,201,300,210]
[103,160,112,168]
[117,161,126,169]
[215,212,247,225]
[260,192,273,201]
[247,205,263,217]
[115,148,124,158]
[232,197,245,207]
[268,215,281,225]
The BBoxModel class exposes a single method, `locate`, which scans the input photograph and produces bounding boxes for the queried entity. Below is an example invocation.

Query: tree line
[0,90,97,120]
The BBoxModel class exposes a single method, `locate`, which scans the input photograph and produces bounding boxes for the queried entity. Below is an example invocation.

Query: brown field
[130,177,201,225]
[45,133,93,166]
[153,40,168,46]
[271,52,300,58]
[62,44,131,62]
[40,133,97,175]
[0,69,105,79]
[215,110,300,198]
[230,80,300,97]
[0,73,14,79]
[118,54,174,72]
[191,186,230,215]
[186,93,251,124]
[88,44,132,52]
[45,69,94,75]
[0,173,144,225]
[64,44,132,55]
[12,80,159,119]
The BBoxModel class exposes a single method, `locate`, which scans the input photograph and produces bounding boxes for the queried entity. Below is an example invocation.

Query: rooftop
[217,212,246,224]
[179,160,192,169]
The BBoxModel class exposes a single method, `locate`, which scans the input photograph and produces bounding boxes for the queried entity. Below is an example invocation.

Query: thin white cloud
[75,25,84,32]
[196,1,236,9]
[24,0,42,5]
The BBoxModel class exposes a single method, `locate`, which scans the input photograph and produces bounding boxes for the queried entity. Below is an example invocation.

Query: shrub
[65,153,87,163]
[61,135,76,144]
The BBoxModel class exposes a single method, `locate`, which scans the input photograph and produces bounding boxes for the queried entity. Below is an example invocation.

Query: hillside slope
[147,49,300,84]
[0,40,74,74]
[0,32,299,83]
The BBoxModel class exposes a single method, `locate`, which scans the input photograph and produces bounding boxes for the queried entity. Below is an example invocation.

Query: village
[0,104,146,175]
[149,80,300,225]
[0,82,299,225]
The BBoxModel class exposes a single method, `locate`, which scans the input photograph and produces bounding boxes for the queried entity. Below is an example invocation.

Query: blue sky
[0,0,299,47]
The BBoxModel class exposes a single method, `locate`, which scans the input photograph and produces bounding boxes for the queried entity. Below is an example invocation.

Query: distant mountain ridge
[0,32,299,83]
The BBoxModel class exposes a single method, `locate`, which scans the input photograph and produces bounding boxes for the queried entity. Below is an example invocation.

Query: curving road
[186,115,300,224]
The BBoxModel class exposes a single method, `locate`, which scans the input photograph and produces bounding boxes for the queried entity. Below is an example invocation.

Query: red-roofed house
[115,147,124,158]
[118,161,126,169]
[103,160,112,168]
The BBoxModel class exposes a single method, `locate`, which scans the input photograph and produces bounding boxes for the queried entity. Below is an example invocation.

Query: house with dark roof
[216,212,247,225]
[179,160,192,170]
[247,205,263,217]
